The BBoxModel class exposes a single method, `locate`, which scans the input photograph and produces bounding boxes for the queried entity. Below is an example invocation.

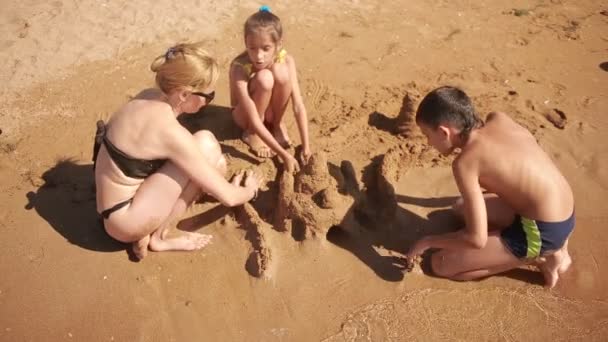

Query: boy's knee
[431,252,453,279]
[451,197,464,216]
[252,69,275,91]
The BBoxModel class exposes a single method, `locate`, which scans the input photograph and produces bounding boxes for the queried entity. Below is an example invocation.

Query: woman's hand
[231,170,263,201]
[243,170,263,197]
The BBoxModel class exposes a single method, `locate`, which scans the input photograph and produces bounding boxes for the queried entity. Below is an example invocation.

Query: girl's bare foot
[273,123,292,149]
[149,231,213,252]
[133,234,151,260]
[242,131,275,158]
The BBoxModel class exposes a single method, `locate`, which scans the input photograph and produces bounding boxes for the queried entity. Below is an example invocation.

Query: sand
[1,0,608,341]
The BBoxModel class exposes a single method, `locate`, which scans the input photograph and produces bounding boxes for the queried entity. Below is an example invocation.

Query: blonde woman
[94,42,262,260]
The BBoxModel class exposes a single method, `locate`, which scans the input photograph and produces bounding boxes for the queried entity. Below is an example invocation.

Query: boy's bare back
[457,112,574,222]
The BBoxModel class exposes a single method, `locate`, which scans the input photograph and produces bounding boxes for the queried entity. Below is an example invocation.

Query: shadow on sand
[325,157,460,282]
[25,159,126,253]
[326,156,546,286]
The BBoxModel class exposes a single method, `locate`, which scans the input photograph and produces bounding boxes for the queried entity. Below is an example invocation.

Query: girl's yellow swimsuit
[234,48,287,78]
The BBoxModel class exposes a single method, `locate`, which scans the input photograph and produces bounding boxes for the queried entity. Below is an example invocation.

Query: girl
[230,6,311,171]
[94,42,262,260]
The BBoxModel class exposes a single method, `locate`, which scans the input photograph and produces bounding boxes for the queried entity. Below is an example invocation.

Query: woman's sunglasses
[192,90,215,103]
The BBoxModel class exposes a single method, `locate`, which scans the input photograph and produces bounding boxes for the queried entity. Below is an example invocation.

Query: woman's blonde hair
[150,42,219,94]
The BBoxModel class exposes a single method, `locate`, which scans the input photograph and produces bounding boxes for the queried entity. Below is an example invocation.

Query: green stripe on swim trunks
[521,217,541,258]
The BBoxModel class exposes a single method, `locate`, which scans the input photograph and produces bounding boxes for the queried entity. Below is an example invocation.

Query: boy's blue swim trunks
[500,212,575,259]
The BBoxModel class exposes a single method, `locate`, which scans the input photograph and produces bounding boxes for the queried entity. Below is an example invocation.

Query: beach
[1,0,607,340]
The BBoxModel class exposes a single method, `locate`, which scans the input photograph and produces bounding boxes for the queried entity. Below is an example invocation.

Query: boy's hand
[406,238,430,259]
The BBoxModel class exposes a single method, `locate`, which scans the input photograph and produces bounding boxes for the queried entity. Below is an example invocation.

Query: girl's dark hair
[244,9,282,42]
[416,86,483,139]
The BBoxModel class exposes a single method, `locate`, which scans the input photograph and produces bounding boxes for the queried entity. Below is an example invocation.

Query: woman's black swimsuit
[93,120,167,219]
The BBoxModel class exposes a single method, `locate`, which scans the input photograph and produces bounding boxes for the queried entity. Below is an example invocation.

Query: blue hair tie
[259,5,271,12]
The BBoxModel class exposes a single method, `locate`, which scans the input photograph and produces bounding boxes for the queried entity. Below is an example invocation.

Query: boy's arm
[286,55,311,162]
[229,64,296,168]
[407,157,488,256]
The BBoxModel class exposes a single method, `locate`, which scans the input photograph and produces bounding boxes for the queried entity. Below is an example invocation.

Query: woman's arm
[161,123,258,207]
[286,55,311,162]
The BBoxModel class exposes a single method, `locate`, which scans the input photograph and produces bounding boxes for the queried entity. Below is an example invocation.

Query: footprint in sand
[544,108,568,129]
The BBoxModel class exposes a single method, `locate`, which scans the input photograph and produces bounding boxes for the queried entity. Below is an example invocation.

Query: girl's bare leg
[267,62,293,148]
[233,69,275,157]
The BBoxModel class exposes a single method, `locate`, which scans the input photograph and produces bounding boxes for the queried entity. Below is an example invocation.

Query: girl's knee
[270,63,290,85]
[252,69,275,91]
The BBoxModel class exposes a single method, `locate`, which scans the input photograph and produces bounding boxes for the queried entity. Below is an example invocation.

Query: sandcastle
[232,148,426,278]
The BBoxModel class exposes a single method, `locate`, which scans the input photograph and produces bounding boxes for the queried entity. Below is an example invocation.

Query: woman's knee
[251,69,275,91]
[194,130,220,153]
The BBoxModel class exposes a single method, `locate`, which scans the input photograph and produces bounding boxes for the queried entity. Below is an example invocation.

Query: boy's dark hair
[244,10,282,43]
[416,86,483,139]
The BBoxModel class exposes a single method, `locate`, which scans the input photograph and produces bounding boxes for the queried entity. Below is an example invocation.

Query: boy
[406,86,574,288]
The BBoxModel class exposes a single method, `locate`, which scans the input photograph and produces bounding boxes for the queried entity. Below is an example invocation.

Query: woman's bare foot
[133,234,151,260]
[149,231,213,252]
[242,131,275,158]
[273,123,292,149]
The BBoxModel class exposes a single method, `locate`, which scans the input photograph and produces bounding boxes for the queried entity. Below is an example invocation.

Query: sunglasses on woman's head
[192,90,215,102]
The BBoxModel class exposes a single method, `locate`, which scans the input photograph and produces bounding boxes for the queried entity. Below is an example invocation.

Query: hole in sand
[600,62,608,72]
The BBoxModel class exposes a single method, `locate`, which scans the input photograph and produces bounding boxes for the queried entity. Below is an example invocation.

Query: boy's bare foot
[558,249,572,274]
[273,123,292,149]
[242,131,275,158]
[537,248,570,289]
[148,231,213,252]
[133,234,150,260]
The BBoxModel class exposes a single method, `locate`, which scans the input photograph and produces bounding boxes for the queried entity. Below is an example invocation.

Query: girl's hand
[406,238,430,259]
[299,146,312,165]
[283,154,300,173]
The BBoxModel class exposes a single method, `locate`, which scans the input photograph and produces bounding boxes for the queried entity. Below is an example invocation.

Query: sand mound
[275,152,355,240]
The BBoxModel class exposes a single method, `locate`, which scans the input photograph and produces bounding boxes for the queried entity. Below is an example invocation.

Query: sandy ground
[1,0,608,341]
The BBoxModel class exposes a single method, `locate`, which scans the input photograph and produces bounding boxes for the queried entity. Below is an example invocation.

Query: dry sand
[1,0,608,341]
